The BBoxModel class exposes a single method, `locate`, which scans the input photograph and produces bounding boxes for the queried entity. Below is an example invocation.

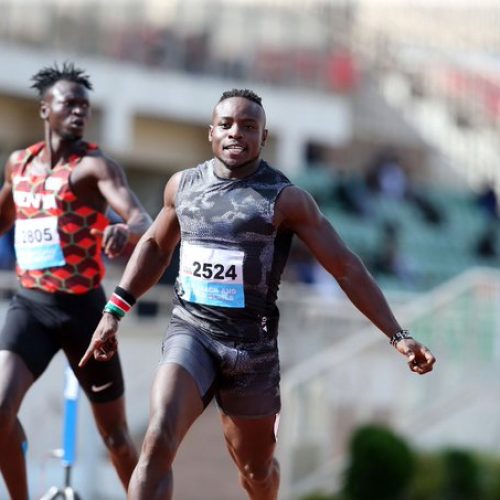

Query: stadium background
[1,0,500,498]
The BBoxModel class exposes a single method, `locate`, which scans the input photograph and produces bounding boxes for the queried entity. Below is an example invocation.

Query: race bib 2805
[14,216,66,270]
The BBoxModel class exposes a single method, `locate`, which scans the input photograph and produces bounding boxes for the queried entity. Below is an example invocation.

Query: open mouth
[224,144,246,153]
[70,119,85,128]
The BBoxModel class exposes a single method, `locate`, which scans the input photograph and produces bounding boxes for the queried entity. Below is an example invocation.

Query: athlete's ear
[40,101,49,120]
[261,129,268,147]
[208,124,214,142]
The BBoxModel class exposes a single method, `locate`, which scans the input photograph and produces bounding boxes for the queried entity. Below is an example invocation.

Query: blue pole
[62,365,80,468]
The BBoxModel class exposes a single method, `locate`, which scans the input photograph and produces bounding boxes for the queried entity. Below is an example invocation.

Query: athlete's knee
[101,424,134,457]
[143,426,176,459]
[141,415,181,470]
[240,457,279,483]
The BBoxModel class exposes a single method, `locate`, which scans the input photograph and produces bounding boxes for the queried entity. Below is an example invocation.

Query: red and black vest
[11,141,109,294]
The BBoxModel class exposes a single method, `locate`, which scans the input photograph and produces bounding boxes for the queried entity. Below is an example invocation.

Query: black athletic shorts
[160,314,281,418]
[0,286,124,403]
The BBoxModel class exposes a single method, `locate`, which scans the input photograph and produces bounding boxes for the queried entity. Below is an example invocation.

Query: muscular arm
[116,172,181,299]
[79,172,181,366]
[73,153,153,258]
[95,157,152,243]
[277,186,435,375]
[276,186,402,338]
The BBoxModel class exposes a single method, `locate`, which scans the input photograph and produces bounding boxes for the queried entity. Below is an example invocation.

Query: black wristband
[114,286,136,306]
[389,329,412,347]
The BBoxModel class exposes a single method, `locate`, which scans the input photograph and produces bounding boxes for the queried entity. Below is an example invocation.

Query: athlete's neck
[41,137,86,168]
[212,157,262,180]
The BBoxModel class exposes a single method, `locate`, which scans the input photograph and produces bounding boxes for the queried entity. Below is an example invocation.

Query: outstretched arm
[276,186,435,374]
[79,173,181,366]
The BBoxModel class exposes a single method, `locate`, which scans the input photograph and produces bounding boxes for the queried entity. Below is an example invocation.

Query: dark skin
[81,96,435,500]
[0,79,151,499]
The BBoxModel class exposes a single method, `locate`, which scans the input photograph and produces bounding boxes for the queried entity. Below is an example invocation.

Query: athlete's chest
[177,180,276,237]
[12,164,73,211]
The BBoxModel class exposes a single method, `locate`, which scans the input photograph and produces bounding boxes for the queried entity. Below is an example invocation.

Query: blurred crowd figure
[333,147,444,227]
[475,221,498,259]
[371,220,414,284]
[475,181,499,220]
[0,229,15,271]
[474,182,499,260]
[365,148,408,201]
[334,171,372,218]
[365,147,444,226]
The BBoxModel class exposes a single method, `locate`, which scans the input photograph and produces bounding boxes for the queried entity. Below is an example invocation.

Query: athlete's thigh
[148,363,205,446]
[60,291,124,404]
[0,351,34,411]
[160,316,218,408]
[220,413,278,465]
[0,294,59,379]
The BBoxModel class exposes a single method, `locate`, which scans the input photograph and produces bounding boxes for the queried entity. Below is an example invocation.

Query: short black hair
[30,62,93,98]
[218,89,262,107]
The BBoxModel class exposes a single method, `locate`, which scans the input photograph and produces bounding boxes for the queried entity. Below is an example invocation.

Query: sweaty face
[209,96,267,176]
[41,80,90,141]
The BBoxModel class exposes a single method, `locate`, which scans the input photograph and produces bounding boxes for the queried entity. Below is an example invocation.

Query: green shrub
[441,448,482,499]
[478,453,500,500]
[342,424,415,500]
[407,452,444,500]
[299,431,500,500]
[409,448,488,500]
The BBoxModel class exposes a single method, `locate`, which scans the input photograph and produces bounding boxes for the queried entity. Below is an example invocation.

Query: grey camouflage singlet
[172,159,293,342]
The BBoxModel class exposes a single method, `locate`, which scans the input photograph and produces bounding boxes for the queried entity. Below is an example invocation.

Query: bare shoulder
[5,149,25,168]
[275,184,320,228]
[87,147,117,165]
[3,149,24,179]
[7,149,24,163]
[77,147,124,181]
[277,184,312,208]
[163,171,183,206]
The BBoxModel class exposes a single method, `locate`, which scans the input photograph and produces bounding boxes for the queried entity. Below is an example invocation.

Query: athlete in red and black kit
[0,62,151,499]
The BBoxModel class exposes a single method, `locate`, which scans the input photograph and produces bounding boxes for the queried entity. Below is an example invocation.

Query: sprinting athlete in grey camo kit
[165,158,292,416]
[81,88,436,500]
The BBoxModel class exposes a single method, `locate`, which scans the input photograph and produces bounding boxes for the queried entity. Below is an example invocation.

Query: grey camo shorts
[160,314,281,418]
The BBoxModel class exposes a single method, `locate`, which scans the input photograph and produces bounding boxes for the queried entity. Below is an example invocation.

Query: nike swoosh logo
[91,382,113,393]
